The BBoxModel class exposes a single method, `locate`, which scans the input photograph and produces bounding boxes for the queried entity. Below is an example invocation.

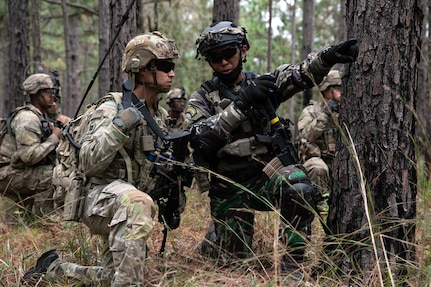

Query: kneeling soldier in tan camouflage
[297,70,343,215]
[22,32,187,286]
[0,73,62,220]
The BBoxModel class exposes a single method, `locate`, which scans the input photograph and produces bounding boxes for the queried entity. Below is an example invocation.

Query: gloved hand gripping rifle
[147,130,194,254]
[121,80,195,253]
[255,98,300,166]
[147,131,194,230]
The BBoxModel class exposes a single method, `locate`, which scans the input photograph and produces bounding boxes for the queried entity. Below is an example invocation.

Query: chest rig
[197,73,272,142]
[121,81,191,192]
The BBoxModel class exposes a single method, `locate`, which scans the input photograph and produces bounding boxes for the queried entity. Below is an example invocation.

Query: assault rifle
[147,130,194,254]
[148,158,194,228]
[255,98,299,166]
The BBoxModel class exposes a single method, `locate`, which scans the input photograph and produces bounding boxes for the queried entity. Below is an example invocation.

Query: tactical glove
[234,74,278,111]
[323,100,340,115]
[321,39,359,66]
[113,107,142,133]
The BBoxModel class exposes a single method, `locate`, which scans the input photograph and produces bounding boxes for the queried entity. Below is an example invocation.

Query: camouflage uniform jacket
[7,104,59,169]
[186,52,332,174]
[168,112,188,133]
[296,100,338,163]
[79,94,171,193]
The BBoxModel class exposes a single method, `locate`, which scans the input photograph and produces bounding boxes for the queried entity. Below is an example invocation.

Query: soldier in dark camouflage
[186,21,358,270]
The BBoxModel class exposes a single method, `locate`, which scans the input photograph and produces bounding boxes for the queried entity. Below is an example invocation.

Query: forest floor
[0,186,422,286]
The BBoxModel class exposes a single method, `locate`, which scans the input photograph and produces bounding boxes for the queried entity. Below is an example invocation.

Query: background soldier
[297,70,342,215]
[22,32,187,286]
[166,87,187,132]
[46,95,71,127]
[186,21,358,270]
[0,73,61,220]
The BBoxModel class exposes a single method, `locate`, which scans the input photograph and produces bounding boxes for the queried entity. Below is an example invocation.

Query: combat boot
[279,227,307,271]
[22,249,59,283]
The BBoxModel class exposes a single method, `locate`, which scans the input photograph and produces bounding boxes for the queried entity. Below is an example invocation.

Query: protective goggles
[206,46,238,63]
[41,88,58,95]
[155,61,175,73]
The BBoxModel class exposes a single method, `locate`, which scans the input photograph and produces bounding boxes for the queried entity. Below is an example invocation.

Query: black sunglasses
[206,46,239,63]
[154,61,175,73]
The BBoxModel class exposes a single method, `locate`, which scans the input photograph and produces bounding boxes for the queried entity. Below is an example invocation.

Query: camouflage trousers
[202,164,318,262]
[47,180,157,286]
[0,164,54,195]
[302,156,330,213]
[0,164,55,219]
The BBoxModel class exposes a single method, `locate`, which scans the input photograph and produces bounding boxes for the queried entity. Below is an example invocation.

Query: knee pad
[121,190,157,219]
[281,181,320,229]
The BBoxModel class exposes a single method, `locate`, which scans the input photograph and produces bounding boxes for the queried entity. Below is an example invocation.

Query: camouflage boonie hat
[23,73,54,95]
[122,31,179,73]
[318,70,341,92]
[166,88,186,104]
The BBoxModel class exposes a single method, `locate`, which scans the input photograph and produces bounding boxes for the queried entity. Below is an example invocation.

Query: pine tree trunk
[6,0,29,110]
[327,0,423,282]
[212,0,239,23]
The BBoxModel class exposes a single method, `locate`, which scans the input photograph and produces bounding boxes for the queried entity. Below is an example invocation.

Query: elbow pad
[191,124,226,160]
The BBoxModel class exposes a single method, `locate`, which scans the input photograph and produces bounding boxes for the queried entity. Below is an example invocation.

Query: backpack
[0,117,9,166]
[0,106,45,167]
[53,92,123,221]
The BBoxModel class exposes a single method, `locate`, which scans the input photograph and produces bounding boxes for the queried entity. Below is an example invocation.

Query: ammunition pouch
[62,169,86,221]
[216,137,268,158]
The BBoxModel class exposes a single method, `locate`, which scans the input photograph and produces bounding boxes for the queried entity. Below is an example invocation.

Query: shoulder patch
[186,107,197,117]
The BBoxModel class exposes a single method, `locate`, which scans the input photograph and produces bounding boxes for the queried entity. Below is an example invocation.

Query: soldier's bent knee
[121,190,156,218]
[119,190,157,240]
[281,182,320,228]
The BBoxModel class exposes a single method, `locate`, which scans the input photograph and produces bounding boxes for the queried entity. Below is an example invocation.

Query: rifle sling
[122,81,167,141]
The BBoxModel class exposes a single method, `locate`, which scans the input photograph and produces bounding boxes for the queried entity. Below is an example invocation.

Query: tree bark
[327,0,423,283]
[61,0,81,117]
[108,0,137,93]
[6,0,29,110]
[98,0,111,101]
[31,0,41,63]
[212,0,239,24]
[301,0,314,107]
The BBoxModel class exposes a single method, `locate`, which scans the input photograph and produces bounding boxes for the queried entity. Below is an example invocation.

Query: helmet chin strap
[135,66,170,93]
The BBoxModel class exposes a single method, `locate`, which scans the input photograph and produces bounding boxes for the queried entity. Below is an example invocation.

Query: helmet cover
[122,31,179,73]
[22,73,54,95]
[166,87,186,104]
[318,70,342,92]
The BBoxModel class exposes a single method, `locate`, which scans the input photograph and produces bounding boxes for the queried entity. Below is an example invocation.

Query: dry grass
[1,181,429,286]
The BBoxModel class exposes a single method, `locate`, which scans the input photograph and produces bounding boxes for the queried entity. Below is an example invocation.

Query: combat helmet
[318,70,341,92]
[195,21,249,59]
[23,73,54,96]
[122,31,179,73]
[166,87,186,105]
